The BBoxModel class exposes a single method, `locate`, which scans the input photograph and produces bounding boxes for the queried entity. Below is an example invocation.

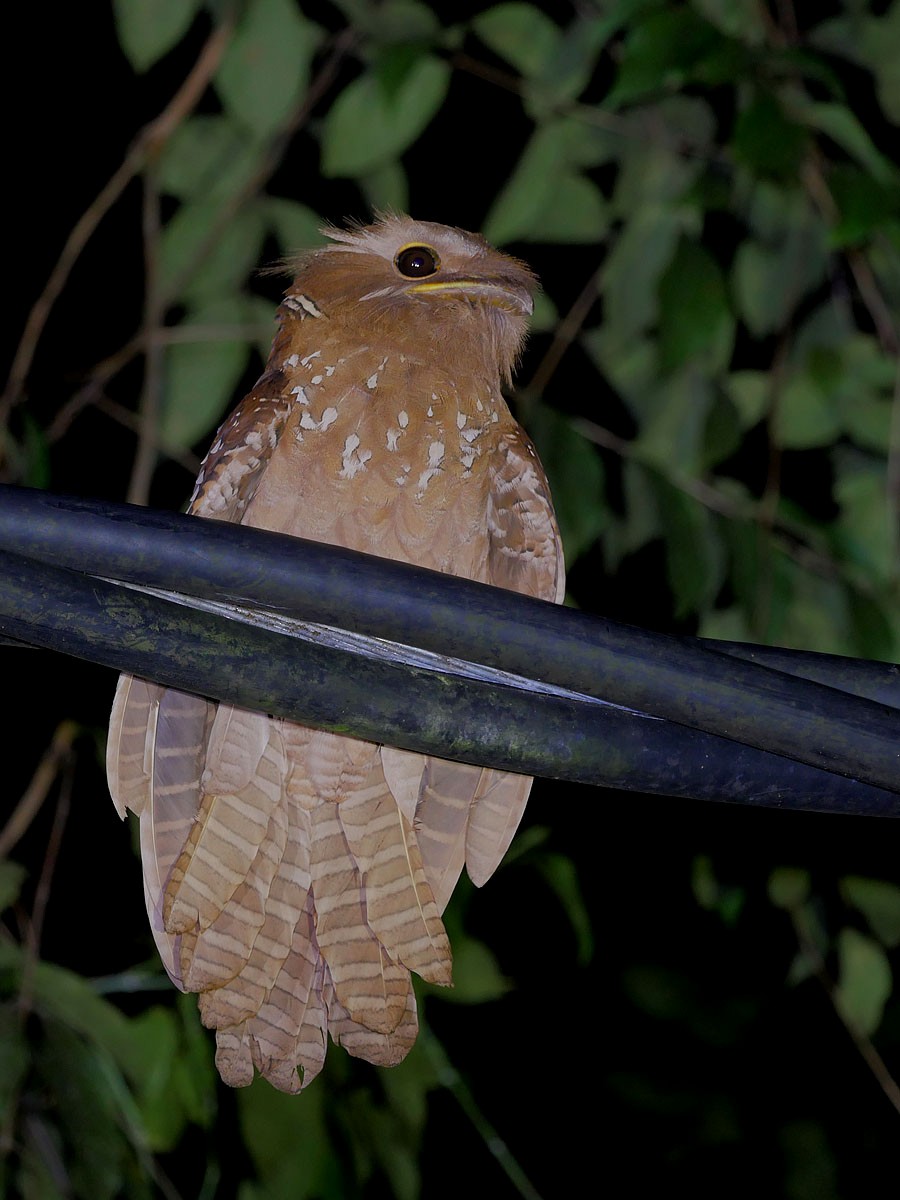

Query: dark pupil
[396,246,437,278]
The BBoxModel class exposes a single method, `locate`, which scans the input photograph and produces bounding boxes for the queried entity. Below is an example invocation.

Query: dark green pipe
[0,485,897,797]
[1,547,898,815]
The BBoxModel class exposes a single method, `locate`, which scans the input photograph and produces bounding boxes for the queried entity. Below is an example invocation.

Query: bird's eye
[395,245,440,278]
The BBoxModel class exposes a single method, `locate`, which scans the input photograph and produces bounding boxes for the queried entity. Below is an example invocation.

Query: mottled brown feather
[107,214,564,1091]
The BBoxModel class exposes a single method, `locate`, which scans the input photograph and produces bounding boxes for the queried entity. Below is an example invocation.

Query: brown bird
[107,215,564,1093]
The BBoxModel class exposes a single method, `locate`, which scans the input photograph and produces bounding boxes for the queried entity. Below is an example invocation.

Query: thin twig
[888,361,900,579]
[451,51,729,165]
[846,246,900,359]
[27,760,73,959]
[0,8,237,423]
[800,159,900,359]
[0,155,145,426]
[127,172,165,505]
[790,905,900,1119]
[0,721,78,860]
[752,331,792,640]
[42,321,272,444]
[526,264,603,397]
[421,1027,545,1200]
[13,22,358,497]
[160,25,360,308]
[129,25,359,498]
[17,746,75,1029]
[573,414,877,590]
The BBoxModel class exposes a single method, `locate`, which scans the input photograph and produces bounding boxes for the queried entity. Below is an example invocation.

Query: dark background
[2,3,899,1198]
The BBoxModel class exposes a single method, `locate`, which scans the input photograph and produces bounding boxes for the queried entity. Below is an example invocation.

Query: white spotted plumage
[108,214,564,1094]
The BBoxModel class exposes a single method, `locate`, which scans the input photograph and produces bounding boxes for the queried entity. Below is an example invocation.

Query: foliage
[1,0,898,1196]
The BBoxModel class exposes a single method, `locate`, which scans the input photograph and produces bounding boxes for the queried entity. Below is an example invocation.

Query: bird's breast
[241,344,512,579]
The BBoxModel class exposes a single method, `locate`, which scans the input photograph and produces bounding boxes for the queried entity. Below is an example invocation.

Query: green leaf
[702,391,743,469]
[732,92,809,179]
[160,197,266,304]
[634,369,716,473]
[768,867,811,910]
[37,1021,130,1200]
[605,458,662,568]
[733,185,829,336]
[264,196,326,257]
[380,1037,438,1148]
[524,402,606,566]
[869,235,900,316]
[215,0,321,137]
[171,992,217,1130]
[160,298,255,452]
[846,590,899,664]
[529,289,558,334]
[536,173,608,243]
[359,160,410,214]
[834,928,892,1036]
[0,860,26,911]
[731,242,785,337]
[17,1127,69,1200]
[582,327,657,407]
[534,851,594,964]
[773,369,841,450]
[126,1006,185,1151]
[242,292,284,361]
[600,207,684,340]
[238,1075,333,1200]
[829,165,900,248]
[157,114,266,202]
[471,3,561,79]
[766,547,856,655]
[654,475,725,617]
[623,964,695,1021]
[832,460,894,584]
[355,1101,421,1200]
[522,11,621,117]
[606,7,722,108]
[798,101,897,185]
[483,116,612,244]
[113,0,201,72]
[723,370,770,429]
[698,604,752,642]
[610,100,713,215]
[732,231,829,340]
[0,944,146,1084]
[692,853,719,910]
[841,877,900,948]
[437,933,510,1003]
[690,0,765,44]
[866,5,900,124]
[790,298,857,363]
[716,501,763,627]
[17,413,51,490]
[840,395,892,454]
[786,950,817,989]
[0,1005,28,1123]
[343,0,441,45]
[320,55,450,177]
[658,238,734,373]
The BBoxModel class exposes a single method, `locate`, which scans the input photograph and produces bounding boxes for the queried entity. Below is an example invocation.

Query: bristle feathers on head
[275,214,537,385]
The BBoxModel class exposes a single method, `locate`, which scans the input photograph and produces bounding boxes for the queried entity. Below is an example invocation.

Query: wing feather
[487,428,565,604]
[164,708,278,934]
[339,777,452,984]
[107,224,565,1093]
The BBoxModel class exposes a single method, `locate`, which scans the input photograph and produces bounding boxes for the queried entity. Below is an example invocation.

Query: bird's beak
[406,276,533,316]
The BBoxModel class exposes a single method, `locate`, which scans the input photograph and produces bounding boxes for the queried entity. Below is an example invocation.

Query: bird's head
[283,214,537,384]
